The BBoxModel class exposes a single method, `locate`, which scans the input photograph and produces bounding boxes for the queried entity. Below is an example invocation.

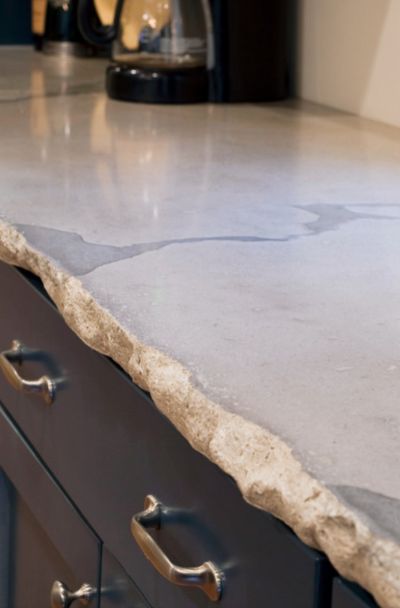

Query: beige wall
[297,0,400,127]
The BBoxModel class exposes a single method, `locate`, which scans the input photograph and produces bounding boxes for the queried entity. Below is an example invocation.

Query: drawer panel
[100,548,150,608]
[0,402,101,607]
[0,262,332,608]
[332,578,378,608]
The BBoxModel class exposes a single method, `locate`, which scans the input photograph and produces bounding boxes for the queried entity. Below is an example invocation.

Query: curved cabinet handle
[50,581,96,607]
[131,495,223,602]
[0,340,56,405]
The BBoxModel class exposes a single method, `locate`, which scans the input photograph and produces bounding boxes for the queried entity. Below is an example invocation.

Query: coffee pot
[78,0,290,103]
[78,0,212,102]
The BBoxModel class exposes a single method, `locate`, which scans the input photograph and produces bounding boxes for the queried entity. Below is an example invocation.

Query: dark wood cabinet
[100,549,150,608]
[0,404,101,608]
[1,261,378,608]
[0,471,12,608]
[331,578,378,608]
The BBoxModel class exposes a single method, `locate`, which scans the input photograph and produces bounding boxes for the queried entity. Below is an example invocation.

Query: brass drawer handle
[0,340,56,405]
[50,581,96,607]
[131,495,223,602]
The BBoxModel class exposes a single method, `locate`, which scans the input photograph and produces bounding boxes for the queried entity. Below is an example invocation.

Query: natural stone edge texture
[0,219,399,608]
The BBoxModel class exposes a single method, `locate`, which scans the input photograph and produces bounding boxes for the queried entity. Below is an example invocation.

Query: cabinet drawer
[332,578,378,608]
[0,402,101,608]
[0,262,332,607]
[100,549,150,608]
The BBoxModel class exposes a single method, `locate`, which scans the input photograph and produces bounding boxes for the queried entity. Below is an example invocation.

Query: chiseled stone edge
[1,220,399,608]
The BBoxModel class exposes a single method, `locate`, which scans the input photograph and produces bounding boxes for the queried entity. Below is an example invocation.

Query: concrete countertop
[1,47,400,607]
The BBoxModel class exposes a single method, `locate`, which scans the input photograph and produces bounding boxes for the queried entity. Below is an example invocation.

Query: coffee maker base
[42,41,94,57]
[105,64,209,104]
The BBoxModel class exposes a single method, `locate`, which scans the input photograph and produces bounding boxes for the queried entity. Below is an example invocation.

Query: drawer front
[0,402,101,608]
[332,578,378,608]
[0,263,331,608]
[100,549,150,608]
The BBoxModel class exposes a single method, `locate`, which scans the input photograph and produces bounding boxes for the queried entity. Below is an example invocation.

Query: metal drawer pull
[131,495,223,602]
[0,340,56,405]
[50,581,96,607]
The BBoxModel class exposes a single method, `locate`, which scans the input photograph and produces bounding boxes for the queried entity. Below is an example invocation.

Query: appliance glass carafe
[78,0,212,102]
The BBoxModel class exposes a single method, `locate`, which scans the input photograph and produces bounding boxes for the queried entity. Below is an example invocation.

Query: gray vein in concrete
[15,205,398,275]
[331,485,400,544]
[14,224,291,275]
[295,204,396,235]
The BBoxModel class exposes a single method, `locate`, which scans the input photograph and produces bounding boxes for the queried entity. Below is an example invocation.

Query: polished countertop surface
[1,48,400,607]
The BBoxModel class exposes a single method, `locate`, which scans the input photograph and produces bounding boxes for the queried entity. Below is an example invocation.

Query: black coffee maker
[78,0,289,103]
[43,0,92,56]
[209,0,289,102]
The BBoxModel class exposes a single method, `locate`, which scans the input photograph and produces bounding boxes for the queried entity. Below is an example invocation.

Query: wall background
[0,0,32,44]
[297,0,400,128]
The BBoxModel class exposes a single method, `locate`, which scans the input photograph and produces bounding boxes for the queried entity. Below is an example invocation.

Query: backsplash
[0,0,32,44]
[297,0,400,128]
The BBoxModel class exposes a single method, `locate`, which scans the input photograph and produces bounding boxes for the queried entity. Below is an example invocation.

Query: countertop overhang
[1,48,400,607]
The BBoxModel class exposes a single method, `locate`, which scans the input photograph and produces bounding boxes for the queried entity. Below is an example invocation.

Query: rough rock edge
[0,220,399,608]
